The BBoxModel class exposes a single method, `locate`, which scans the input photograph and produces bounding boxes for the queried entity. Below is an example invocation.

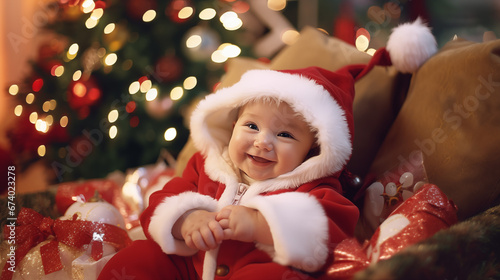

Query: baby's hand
[180,210,224,251]
[216,205,259,243]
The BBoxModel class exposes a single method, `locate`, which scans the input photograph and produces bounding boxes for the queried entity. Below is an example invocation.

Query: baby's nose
[254,132,273,151]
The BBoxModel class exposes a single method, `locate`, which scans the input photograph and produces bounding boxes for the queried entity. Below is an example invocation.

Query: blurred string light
[199,8,216,20]
[51,65,65,77]
[140,79,152,93]
[220,11,242,31]
[104,53,118,66]
[170,87,183,100]
[143,10,156,22]
[183,76,197,90]
[73,70,83,81]
[14,105,22,116]
[267,0,286,11]
[35,119,49,133]
[355,27,376,56]
[85,3,104,28]
[91,8,104,20]
[164,127,177,141]
[29,112,38,124]
[67,43,79,60]
[281,30,299,45]
[49,99,57,110]
[108,109,119,123]
[86,18,98,29]
[81,0,95,13]
[186,34,202,48]
[178,6,194,20]
[8,84,19,96]
[109,125,117,139]
[60,116,69,127]
[129,81,140,94]
[26,93,35,104]
[38,145,46,157]
[146,88,158,101]
[211,43,241,63]
[104,23,115,34]
[42,101,51,112]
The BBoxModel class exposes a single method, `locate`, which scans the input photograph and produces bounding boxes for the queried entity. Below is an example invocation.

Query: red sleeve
[303,177,360,271]
[140,152,205,240]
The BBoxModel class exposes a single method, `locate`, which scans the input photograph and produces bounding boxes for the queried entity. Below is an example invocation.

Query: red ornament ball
[154,55,183,83]
[68,77,102,110]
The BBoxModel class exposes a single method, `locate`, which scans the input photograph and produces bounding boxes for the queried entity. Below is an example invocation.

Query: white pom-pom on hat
[386,17,437,73]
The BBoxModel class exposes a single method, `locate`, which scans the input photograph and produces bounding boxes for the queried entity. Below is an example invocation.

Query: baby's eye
[277,132,294,139]
[246,123,258,130]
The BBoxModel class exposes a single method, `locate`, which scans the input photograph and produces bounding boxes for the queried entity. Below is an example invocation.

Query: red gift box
[325,184,458,279]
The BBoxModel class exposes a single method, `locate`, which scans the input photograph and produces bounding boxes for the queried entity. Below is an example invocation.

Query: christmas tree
[7,0,254,182]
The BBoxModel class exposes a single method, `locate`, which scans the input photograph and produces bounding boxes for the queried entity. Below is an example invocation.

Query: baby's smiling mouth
[248,154,273,163]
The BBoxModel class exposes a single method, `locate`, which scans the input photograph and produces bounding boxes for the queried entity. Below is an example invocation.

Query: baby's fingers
[216,207,232,221]
[218,218,229,229]
[190,231,209,251]
[208,220,224,244]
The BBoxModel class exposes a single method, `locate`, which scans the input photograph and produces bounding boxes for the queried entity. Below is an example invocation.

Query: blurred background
[1,0,499,194]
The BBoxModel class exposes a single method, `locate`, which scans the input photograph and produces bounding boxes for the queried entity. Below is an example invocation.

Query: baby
[100,67,361,280]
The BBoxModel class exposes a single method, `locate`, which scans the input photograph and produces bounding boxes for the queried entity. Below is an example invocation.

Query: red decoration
[333,1,356,45]
[356,28,371,41]
[138,76,148,84]
[32,78,44,92]
[1,208,132,280]
[154,55,183,83]
[94,0,107,10]
[325,184,457,279]
[166,0,194,23]
[126,101,136,113]
[55,179,121,215]
[67,76,102,112]
[55,179,140,229]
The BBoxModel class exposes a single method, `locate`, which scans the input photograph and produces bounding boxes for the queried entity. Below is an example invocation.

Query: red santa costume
[98,19,436,280]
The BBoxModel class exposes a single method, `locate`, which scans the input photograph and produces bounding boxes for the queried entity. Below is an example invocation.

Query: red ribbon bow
[1,208,132,280]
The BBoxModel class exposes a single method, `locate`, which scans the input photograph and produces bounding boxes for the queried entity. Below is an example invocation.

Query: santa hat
[190,18,437,188]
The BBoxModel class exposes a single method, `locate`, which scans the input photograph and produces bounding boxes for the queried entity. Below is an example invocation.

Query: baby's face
[228,100,316,181]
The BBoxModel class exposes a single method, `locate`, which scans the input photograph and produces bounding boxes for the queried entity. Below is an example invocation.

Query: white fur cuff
[148,191,218,256]
[244,192,329,272]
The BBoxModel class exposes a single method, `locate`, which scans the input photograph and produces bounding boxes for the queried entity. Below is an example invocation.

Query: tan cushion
[369,38,500,220]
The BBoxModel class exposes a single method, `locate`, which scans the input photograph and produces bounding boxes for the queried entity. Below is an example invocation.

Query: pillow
[368,37,500,220]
